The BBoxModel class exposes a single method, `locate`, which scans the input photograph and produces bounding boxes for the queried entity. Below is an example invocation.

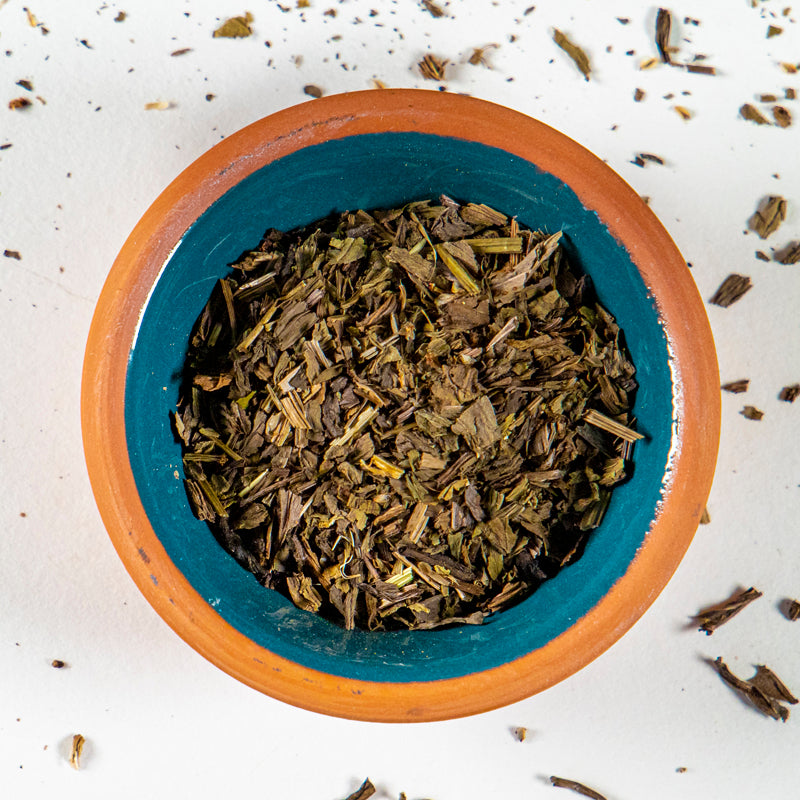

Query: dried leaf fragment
[550,776,607,800]
[114,11,126,22]
[767,25,783,37]
[692,586,762,634]
[144,100,173,110]
[783,599,800,620]
[213,12,254,38]
[553,29,591,80]
[51,659,67,668]
[171,47,193,56]
[303,84,323,98]
[699,506,711,524]
[69,734,85,769]
[779,384,800,402]
[740,103,770,124]
[748,196,787,239]
[674,105,693,120]
[345,778,376,800]
[633,88,645,102]
[711,657,797,721]
[722,379,749,394]
[655,8,673,64]
[3,249,22,260]
[418,53,448,80]
[511,726,527,741]
[686,64,716,75]
[709,274,752,307]
[421,0,445,17]
[468,44,499,67]
[741,405,764,420]
[772,106,792,128]
[8,97,32,110]
[775,242,800,264]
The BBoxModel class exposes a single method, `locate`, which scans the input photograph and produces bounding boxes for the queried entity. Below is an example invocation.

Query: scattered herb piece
[772,106,792,127]
[171,47,193,56]
[114,11,126,22]
[550,776,608,800]
[779,384,799,402]
[692,587,762,634]
[686,64,716,75]
[205,93,216,102]
[739,103,770,124]
[674,105,692,120]
[786,88,797,100]
[421,0,445,17]
[631,152,664,167]
[553,29,591,81]
[418,53,448,80]
[303,84,323,98]
[0,143,12,150]
[767,25,784,37]
[722,379,749,393]
[709,274,752,307]
[780,63,799,74]
[676,767,688,773]
[783,599,800,620]
[655,8,673,64]
[16,79,33,91]
[468,44,499,67]
[345,778,376,800]
[740,405,764,420]
[4,249,22,260]
[213,12,254,38]
[699,506,711,524]
[711,658,798,721]
[634,88,645,102]
[748,196,787,239]
[617,17,630,24]
[51,659,67,668]
[760,94,778,103]
[176,198,638,631]
[8,97,32,110]
[511,726,527,741]
[755,250,770,261]
[69,734,85,770]
[775,242,800,264]
[640,56,659,70]
[371,79,389,89]
[144,100,172,110]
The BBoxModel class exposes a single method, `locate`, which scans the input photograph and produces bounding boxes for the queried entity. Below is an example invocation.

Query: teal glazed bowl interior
[84,89,719,721]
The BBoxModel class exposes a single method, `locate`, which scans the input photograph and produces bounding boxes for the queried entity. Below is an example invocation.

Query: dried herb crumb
[213,12,254,38]
[303,84,323,98]
[51,659,67,668]
[692,587,762,634]
[418,53,448,80]
[722,379,749,394]
[780,63,799,74]
[676,766,688,773]
[772,106,792,127]
[553,29,591,80]
[16,79,34,91]
[767,25,784,37]
[468,44,499,67]
[686,64,716,75]
[550,776,607,800]
[755,250,770,261]
[114,11,126,22]
[69,734,85,770]
[171,47,193,57]
[786,88,797,100]
[775,241,800,264]
[711,658,798,721]
[655,8,673,65]
[511,726,527,741]
[782,599,800,620]
[8,97,32,110]
[144,100,172,110]
[748,196,787,239]
[205,93,216,102]
[699,506,711,524]
[741,405,764,420]
[709,274,752,307]
[634,88,645,102]
[739,103,770,124]
[421,0,446,17]
[779,384,800,402]
[4,249,22,260]
[345,778,376,800]
[0,143,12,150]
[674,105,692,120]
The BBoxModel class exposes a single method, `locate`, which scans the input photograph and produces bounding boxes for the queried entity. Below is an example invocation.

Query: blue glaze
[125,132,672,682]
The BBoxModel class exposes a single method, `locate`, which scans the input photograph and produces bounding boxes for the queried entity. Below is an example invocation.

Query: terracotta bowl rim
[81,89,719,722]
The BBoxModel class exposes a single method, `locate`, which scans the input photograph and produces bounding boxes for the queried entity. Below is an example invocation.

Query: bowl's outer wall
[126,132,672,682]
[82,90,720,721]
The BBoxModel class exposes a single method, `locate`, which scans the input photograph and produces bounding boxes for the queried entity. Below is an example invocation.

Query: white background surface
[2,1,799,798]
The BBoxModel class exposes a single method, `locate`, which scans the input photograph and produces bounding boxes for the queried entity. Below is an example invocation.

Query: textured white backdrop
[1,1,799,798]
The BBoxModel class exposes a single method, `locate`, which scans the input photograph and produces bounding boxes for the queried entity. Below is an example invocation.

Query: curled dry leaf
[709,274,752,307]
[779,384,800,402]
[69,734,85,770]
[550,776,608,800]
[692,586,762,634]
[721,379,749,394]
[553,29,591,80]
[344,778,376,800]
[418,53,448,80]
[783,599,800,620]
[740,405,764,420]
[748,196,787,239]
[655,8,673,64]
[711,658,798,721]
[774,242,800,264]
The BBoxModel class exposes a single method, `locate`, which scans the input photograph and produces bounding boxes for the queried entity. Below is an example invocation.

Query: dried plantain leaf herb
[767,25,784,38]
[51,659,67,668]
[686,64,716,75]
[550,776,608,800]
[511,726,528,742]
[345,778,376,800]
[421,0,445,17]
[775,242,800,264]
[553,29,591,81]
[692,586,762,634]
[303,84,324,98]
[773,106,792,127]
[655,8,673,64]
[783,599,800,620]
[722,379,749,394]
[674,105,693,120]
[699,506,711,524]
[176,197,638,631]
[709,274,752,307]
[468,44,499,67]
[634,88,645,102]
[740,103,770,124]
[711,657,798,721]
[418,53,448,80]
[748,196,787,239]
[779,384,800,402]
[8,97,32,110]
[213,12,254,38]
[69,734,85,770]
[740,405,764,420]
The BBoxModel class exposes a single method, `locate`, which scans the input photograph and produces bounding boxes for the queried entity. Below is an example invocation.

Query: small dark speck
[205,93,216,101]
[19,511,27,517]
[78,39,93,48]
[149,574,158,586]
[51,659,67,669]
[138,547,151,564]
[687,262,693,268]
[4,250,22,260]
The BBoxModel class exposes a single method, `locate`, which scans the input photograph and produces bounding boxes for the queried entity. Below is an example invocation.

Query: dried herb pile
[175,197,638,631]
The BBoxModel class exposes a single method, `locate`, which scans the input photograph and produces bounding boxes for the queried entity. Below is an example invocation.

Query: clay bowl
[82,89,719,722]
